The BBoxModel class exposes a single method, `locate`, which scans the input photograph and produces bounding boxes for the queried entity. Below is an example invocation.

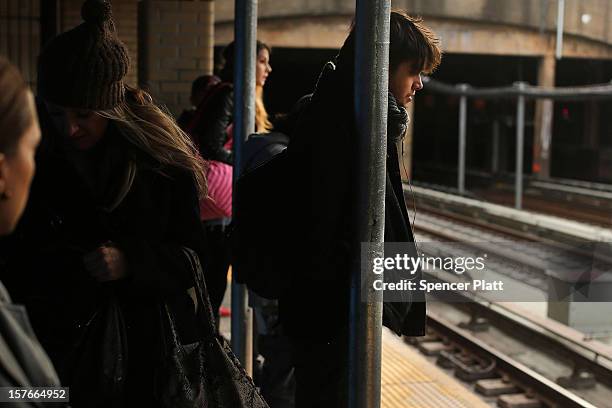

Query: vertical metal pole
[492,120,500,174]
[515,82,526,210]
[350,1,390,408]
[232,0,257,373]
[458,84,468,194]
[556,0,565,60]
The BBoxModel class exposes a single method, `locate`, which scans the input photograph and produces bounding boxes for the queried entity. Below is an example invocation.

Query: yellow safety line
[382,329,490,408]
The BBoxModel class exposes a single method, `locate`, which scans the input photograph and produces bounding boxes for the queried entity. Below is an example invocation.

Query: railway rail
[408,309,607,408]
[405,184,612,256]
[476,186,612,228]
[401,185,612,407]
[412,165,612,227]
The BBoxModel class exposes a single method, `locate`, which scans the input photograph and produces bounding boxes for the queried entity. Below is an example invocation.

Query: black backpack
[231,136,294,299]
[241,132,289,173]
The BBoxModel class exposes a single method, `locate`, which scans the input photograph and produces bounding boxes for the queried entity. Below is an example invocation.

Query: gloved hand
[387,92,409,145]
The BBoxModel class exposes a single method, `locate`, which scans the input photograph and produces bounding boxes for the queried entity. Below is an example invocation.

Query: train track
[405,185,612,263]
[404,256,612,406]
[400,191,612,407]
[475,188,612,228]
[407,206,612,290]
[407,308,608,408]
[412,165,612,227]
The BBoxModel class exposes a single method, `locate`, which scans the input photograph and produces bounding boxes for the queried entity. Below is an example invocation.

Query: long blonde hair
[99,86,207,198]
[255,85,272,133]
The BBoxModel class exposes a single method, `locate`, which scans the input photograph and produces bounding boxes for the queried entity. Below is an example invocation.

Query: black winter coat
[0,107,208,405]
[281,61,426,339]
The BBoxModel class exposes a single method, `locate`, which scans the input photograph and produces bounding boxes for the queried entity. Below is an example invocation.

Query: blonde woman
[194,40,273,165]
[5,1,211,406]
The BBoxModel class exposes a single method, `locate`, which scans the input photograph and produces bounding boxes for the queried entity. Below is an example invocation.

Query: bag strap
[181,247,219,339]
[158,303,182,353]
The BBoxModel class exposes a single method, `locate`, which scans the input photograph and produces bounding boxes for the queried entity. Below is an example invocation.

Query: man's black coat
[281,61,425,340]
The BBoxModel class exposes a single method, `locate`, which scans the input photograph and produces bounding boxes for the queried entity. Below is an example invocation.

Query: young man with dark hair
[281,11,441,407]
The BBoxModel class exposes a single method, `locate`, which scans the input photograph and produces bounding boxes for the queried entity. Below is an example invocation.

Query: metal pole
[458,84,468,194]
[556,0,565,60]
[492,120,500,174]
[349,1,390,407]
[515,82,526,210]
[232,0,257,373]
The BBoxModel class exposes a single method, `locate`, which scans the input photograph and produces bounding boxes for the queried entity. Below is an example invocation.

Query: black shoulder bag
[70,290,129,408]
[155,248,268,408]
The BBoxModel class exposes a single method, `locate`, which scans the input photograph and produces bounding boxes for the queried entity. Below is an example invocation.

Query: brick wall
[0,0,41,86]
[138,0,214,117]
[59,0,139,86]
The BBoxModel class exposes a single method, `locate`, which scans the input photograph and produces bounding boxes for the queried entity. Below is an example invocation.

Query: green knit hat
[37,0,130,110]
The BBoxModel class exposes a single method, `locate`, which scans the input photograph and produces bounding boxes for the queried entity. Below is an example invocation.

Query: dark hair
[389,12,441,74]
[338,11,442,75]
[219,40,272,82]
[191,75,220,99]
[0,57,36,154]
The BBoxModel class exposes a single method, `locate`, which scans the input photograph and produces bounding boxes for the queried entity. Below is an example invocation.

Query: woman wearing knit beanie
[2,1,224,407]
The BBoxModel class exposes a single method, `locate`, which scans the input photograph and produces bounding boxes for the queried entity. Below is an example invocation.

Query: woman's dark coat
[0,103,207,406]
[192,84,234,164]
[281,61,426,340]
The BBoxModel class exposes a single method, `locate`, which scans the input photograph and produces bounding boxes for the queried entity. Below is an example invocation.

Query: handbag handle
[181,247,220,339]
[158,303,183,353]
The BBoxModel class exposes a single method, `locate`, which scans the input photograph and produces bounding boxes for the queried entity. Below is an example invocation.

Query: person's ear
[0,153,7,200]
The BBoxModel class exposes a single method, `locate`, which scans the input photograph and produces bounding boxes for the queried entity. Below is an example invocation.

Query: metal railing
[424,77,612,209]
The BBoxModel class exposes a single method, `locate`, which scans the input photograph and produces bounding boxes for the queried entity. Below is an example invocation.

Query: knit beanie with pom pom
[37,0,130,110]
